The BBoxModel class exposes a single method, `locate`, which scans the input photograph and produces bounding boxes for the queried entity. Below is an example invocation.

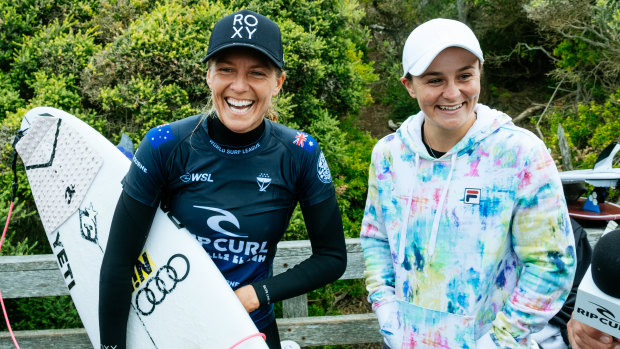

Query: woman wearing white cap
[360,18,576,348]
[99,9,346,349]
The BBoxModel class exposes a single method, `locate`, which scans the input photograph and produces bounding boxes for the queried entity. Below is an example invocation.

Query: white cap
[402,18,484,77]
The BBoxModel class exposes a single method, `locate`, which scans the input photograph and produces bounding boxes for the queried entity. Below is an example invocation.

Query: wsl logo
[257,173,272,192]
[180,172,213,183]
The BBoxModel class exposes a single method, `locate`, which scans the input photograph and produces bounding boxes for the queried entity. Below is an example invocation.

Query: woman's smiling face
[402,47,481,139]
[207,47,285,133]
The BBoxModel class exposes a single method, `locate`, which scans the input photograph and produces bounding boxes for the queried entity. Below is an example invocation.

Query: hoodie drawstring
[397,153,456,265]
[397,153,419,265]
[427,153,456,259]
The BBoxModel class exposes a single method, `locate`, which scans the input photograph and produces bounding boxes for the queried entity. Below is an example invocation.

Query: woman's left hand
[235,285,260,313]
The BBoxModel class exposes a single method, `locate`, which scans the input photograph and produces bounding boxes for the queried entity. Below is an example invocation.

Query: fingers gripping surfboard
[15,107,268,349]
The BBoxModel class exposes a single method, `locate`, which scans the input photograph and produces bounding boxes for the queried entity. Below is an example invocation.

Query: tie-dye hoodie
[360,104,576,348]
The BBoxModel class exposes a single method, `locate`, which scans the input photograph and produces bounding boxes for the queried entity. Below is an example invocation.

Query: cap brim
[202,43,283,69]
[405,44,484,77]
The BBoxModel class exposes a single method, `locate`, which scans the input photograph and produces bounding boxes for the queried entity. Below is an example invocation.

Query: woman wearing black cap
[98,9,346,349]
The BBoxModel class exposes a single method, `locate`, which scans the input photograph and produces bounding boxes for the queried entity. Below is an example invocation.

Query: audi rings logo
[135,254,190,316]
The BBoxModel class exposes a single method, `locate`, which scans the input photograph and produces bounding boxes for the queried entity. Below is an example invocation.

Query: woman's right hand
[567,316,620,349]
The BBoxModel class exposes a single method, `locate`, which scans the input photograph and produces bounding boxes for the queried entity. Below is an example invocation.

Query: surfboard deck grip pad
[15,116,103,234]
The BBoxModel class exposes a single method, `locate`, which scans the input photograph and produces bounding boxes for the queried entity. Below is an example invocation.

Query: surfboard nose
[15,116,60,169]
[15,109,103,234]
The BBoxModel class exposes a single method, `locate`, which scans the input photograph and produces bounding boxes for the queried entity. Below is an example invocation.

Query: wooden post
[558,123,573,171]
[283,294,309,318]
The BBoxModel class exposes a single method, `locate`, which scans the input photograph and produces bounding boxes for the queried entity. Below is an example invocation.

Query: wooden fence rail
[0,227,607,348]
[0,238,381,348]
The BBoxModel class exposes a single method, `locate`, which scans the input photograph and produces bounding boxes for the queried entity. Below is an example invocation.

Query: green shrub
[10,16,102,97]
[5,296,82,330]
[333,119,376,238]
[0,72,24,118]
[28,72,83,111]
[82,1,226,107]
[83,0,159,43]
[98,74,196,142]
[373,41,420,121]
[0,0,55,68]
[541,87,620,169]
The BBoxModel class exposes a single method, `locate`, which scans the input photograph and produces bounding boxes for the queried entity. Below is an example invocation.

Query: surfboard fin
[593,142,620,171]
[116,133,134,159]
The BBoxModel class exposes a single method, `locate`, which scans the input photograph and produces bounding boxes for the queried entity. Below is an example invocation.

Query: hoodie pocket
[388,300,476,349]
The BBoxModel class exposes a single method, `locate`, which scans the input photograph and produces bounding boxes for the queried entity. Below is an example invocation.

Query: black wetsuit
[99,115,347,348]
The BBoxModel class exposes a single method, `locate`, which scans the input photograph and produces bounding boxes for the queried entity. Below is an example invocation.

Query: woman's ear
[206,70,212,89]
[272,71,286,96]
[401,76,417,99]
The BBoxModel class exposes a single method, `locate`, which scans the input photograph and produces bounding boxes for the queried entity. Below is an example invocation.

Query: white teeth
[226,98,253,108]
[439,103,462,110]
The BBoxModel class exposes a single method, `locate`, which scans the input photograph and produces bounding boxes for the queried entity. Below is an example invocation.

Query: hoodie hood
[397,104,513,159]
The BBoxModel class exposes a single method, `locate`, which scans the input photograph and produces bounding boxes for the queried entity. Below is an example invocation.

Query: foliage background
[0,0,618,347]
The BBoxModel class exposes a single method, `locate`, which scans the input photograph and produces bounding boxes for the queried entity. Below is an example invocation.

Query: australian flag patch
[147,124,174,149]
[292,131,317,154]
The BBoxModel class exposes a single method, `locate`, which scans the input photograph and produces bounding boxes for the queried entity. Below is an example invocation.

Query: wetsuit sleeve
[489,144,576,347]
[251,194,346,306]
[122,124,175,207]
[99,191,156,349]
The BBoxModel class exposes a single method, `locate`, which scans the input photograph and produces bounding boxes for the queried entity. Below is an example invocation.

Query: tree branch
[557,29,610,48]
[536,79,564,139]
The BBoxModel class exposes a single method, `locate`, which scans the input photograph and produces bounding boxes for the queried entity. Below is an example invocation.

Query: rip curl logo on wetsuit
[317,151,332,183]
[193,206,247,238]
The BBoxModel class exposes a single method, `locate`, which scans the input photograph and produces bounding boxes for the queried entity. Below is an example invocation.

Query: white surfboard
[558,142,620,187]
[15,107,268,349]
